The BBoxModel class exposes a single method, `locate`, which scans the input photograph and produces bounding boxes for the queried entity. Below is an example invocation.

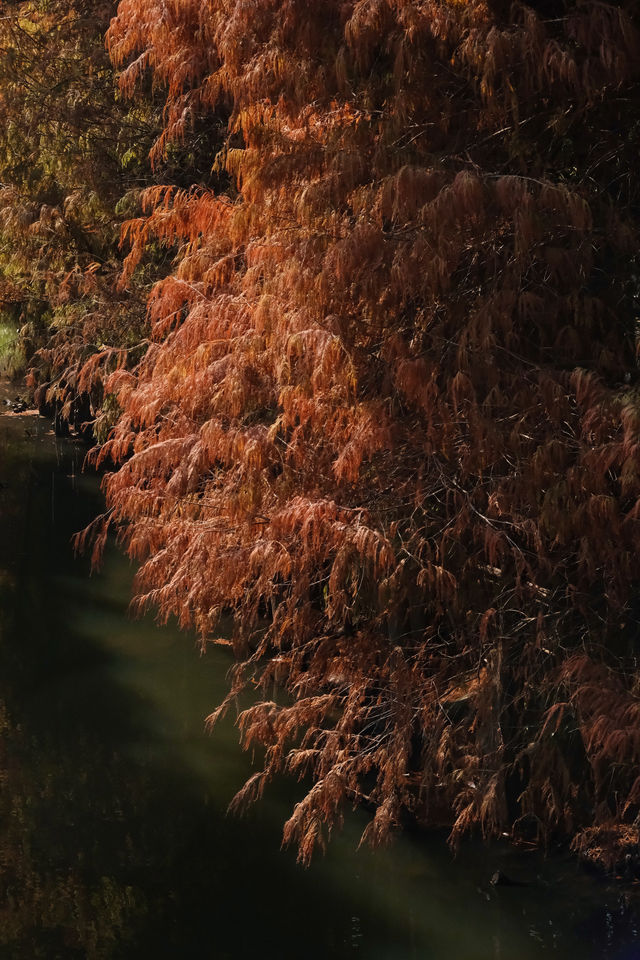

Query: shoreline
[0,376,36,419]
[0,374,25,403]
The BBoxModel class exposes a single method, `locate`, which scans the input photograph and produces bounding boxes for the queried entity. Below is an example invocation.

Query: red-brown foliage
[80,0,640,862]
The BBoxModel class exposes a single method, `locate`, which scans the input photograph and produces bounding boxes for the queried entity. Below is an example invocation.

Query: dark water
[0,401,639,960]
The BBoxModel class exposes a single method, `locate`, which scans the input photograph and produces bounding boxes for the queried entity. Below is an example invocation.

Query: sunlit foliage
[0,0,221,434]
[92,0,640,865]
[5,0,640,867]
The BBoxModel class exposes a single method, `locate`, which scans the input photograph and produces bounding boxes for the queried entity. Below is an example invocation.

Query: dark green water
[0,402,639,959]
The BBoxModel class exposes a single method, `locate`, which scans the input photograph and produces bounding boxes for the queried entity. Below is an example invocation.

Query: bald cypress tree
[60,0,640,867]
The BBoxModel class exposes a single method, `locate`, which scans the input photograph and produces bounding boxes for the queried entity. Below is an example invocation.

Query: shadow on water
[0,402,639,959]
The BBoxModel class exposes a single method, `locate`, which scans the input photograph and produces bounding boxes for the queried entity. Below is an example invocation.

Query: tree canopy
[2,0,640,870]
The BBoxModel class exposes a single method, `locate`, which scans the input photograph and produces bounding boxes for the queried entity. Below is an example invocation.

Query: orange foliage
[74,0,640,862]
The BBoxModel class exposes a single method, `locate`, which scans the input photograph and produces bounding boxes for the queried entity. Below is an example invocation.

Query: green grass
[0,322,24,378]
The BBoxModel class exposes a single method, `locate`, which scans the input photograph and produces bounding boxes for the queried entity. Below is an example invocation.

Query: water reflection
[0,403,638,959]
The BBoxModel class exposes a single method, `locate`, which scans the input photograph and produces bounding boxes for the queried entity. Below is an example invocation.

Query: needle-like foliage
[13,0,640,867]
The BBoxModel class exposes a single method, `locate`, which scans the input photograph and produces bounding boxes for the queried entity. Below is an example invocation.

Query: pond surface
[0,389,639,959]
